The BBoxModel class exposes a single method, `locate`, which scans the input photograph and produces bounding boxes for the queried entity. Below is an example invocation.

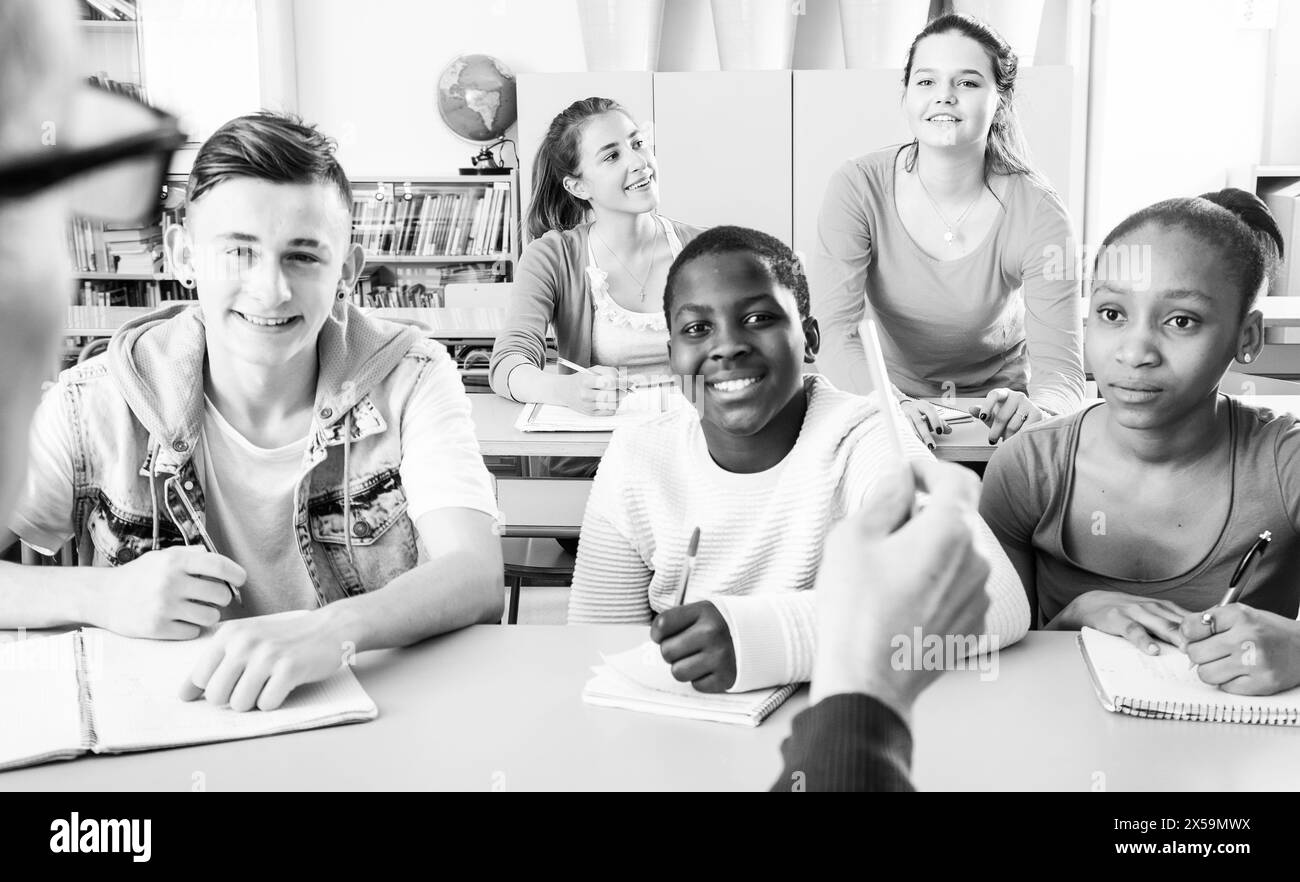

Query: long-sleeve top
[488,217,703,399]
[809,146,1085,417]
[770,693,915,792]
[567,374,1031,692]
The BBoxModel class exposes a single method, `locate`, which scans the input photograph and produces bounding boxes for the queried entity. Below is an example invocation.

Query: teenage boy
[0,112,503,711]
[568,226,1029,693]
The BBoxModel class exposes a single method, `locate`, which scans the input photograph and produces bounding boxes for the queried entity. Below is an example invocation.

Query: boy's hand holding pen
[650,527,738,693]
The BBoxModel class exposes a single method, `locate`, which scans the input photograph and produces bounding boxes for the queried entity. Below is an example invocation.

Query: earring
[1243,353,1253,363]
[178,274,196,290]
[337,290,347,301]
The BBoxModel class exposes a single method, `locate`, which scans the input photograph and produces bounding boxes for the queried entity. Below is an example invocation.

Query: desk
[912,632,1300,791]
[4,628,1296,791]
[63,306,510,341]
[0,625,797,791]
[469,392,998,463]
[470,393,613,458]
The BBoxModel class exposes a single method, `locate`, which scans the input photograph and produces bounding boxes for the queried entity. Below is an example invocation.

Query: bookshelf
[67,173,521,309]
[348,174,520,308]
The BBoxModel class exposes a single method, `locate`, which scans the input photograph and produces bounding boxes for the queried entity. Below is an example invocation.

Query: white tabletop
[4,628,1297,791]
[911,633,1300,791]
[468,392,1000,462]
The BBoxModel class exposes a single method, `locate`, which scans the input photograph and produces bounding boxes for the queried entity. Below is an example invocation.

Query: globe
[436,54,518,144]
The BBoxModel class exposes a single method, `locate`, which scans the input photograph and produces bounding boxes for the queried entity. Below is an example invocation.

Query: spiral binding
[72,630,99,751]
[1118,696,1299,726]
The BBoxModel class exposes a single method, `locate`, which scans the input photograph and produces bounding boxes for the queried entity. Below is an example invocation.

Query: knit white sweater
[567,374,1030,692]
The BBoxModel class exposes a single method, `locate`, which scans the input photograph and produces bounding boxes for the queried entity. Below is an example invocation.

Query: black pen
[1202,530,1271,626]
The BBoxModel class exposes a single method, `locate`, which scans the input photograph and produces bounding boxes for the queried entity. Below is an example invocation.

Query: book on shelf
[68,218,162,274]
[81,0,138,21]
[349,181,514,260]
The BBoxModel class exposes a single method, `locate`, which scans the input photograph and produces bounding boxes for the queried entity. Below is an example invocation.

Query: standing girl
[811,13,1085,444]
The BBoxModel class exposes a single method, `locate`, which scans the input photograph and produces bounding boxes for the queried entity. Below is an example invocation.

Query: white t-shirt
[196,396,315,618]
[11,343,502,605]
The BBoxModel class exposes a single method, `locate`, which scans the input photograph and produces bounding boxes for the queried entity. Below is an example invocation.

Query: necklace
[915,167,983,247]
[592,222,661,302]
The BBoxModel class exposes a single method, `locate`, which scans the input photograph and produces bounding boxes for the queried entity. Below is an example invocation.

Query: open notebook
[0,628,377,772]
[515,386,691,433]
[1079,626,1300,725]
[582,641,799,727]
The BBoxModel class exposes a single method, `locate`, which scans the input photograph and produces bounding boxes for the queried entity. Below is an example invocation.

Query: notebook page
[515,402,661,433]
[581,642,796,725]
[1081,627,1300,711]
[0,632,85,771]
[82,628,377,753]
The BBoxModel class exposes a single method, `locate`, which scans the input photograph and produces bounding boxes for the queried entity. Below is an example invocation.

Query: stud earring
[1243,353,1253,363]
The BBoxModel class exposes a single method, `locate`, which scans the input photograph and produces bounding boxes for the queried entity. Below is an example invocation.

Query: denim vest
[61,303,433,607]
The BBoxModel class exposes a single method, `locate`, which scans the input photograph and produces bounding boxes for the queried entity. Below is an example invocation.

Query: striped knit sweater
[568,374,1030,692]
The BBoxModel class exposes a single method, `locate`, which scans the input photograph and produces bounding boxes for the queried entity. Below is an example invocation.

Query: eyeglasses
[0,81,186,223]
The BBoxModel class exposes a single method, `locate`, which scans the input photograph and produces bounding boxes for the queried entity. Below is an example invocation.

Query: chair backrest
[443,283,514,309]
[78,337,110,363]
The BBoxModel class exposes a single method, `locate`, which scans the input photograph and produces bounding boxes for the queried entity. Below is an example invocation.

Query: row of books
[82,0,137,21]
[351,183,513,258]
[69,221,164,274]
[349,262,506,308]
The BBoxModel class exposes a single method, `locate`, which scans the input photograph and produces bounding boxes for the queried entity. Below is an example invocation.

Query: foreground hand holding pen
[810,457,992,723]
[1178,530,1300,696]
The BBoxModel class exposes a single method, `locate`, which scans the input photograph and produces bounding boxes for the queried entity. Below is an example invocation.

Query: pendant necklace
[916,166,983,247]
[593,223,661,301]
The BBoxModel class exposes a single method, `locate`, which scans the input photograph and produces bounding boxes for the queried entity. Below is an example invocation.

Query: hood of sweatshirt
[106,301,422,464]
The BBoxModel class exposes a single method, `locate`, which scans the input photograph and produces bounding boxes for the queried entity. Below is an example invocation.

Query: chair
[501,537,575,624]
[78,337,109,363]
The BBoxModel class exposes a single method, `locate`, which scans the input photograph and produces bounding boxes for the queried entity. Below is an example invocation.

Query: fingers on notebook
[1117,607,1185,654]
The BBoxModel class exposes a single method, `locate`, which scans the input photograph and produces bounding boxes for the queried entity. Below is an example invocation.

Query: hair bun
[1200,188,1285,260]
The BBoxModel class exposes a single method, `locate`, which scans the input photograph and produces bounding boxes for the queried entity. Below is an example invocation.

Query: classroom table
[3,628,1296,791]
[468,392,1000,463]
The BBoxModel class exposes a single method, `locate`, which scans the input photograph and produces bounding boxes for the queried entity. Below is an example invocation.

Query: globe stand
[460,142,512,176]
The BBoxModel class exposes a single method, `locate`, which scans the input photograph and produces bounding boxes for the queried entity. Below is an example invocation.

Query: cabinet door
[516,72,655,243]
[792,70,910,263]
[652,71,793,245]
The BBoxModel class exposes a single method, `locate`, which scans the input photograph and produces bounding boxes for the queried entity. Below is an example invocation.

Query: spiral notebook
[0,628,378,772]
[582,641,799,727]
[1078,626,1300,725]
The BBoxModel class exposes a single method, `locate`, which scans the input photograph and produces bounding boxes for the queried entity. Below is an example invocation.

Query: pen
[164,475,242,606]
[858,319,909,462]
[674,527,701,607]
[557,357,591,374]
[1203,530,1272,624]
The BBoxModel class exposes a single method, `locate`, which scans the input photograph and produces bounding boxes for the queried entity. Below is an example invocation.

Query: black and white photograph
[0,0,1297,835]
